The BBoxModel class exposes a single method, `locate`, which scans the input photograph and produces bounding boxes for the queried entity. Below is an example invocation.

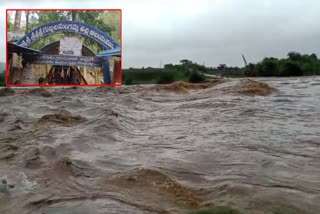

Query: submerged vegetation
[0,71,5,86]
[190,208,290,214]
[0,87,14,96]
[0,62,5,86]
[190,208,241,214]
[123,52,320,85]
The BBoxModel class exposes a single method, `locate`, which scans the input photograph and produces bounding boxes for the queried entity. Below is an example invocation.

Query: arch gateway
[7,20,121,85]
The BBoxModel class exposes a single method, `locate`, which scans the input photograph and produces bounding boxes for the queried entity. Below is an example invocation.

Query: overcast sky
[1,0,319,68]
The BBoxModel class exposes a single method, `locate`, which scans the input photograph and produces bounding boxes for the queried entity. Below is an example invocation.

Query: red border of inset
[6,9,122,87]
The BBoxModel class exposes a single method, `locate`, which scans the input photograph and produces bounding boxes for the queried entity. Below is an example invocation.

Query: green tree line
[123,52,320,85]
[123,59,206,85]
[244,52,320,77]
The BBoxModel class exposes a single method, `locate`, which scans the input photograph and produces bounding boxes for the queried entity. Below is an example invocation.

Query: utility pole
[242,54,248,67]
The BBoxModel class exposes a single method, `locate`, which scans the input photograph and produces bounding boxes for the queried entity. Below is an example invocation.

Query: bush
[124,77,133,85]
[280,62,303,76]
[244,52,319,77]
[189,71,206,83]
[0,87,14,96]
[157,72,175,84]
[0,72,5,86]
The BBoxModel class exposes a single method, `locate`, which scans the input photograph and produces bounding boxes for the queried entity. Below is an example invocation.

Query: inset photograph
[6,9,121,86]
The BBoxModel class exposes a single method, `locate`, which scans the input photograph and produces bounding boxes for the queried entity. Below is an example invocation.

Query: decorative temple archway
[16,20,120,50]
[36,41,99,85]
[9,20,121,85]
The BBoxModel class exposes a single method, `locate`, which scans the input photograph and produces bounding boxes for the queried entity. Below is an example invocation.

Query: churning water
[0,77,319,214]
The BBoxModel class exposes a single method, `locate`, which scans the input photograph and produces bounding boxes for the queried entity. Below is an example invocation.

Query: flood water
[0,77,319,214]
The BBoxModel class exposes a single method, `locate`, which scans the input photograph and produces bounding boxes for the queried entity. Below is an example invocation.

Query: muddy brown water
[0,77,319,214]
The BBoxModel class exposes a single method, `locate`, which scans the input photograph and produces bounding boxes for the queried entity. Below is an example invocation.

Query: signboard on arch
[59,36,83,56]
[31,54,102,67]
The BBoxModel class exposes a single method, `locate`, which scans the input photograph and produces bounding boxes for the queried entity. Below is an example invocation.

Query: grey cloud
[1,0,320,68]
[122,0,320,67]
